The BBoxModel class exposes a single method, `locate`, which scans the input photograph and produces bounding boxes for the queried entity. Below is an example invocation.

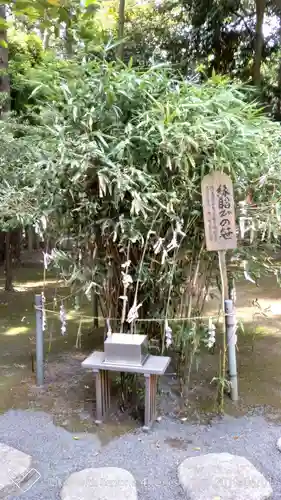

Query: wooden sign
[201,171,237,251]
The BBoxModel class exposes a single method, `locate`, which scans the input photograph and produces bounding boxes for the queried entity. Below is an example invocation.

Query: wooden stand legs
[94,370,158,429]
[143,374,158,430]
[94,369,110,424]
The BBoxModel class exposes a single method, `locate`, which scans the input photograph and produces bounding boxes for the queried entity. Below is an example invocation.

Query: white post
[225,299,238,401]
[35,294,44,386]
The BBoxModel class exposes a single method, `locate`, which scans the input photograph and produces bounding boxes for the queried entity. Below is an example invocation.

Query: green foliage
[0,128,40,229]
[2,0,281,399]
[8,29,43,112]
[2,56,281,327]
[8,30,43,65]
[261,50,281,120]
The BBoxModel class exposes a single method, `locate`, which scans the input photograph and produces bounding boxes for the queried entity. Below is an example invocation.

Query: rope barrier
[34,306,241,323]
[40,284,87,307]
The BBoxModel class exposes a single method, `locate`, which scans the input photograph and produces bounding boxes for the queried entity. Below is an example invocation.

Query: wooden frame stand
[82,352,170,430]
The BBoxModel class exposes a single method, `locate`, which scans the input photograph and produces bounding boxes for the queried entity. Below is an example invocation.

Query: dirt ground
[1,259,281,443]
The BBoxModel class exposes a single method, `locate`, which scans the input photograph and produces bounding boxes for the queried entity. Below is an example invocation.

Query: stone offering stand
[81,333,170,429]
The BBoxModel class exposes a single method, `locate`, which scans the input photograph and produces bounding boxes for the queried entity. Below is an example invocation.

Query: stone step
[61,467,137,500]
[178,452,272,500]
[0,443,33,499]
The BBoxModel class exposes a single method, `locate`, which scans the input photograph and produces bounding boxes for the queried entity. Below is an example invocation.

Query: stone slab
[82,351,170,375]
[0,443,32,498]
[178,452,272,500]
[61,467,137,500]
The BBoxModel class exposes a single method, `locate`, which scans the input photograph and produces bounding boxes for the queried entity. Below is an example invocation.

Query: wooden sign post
[201,171,238,403]
[201,171,237,253]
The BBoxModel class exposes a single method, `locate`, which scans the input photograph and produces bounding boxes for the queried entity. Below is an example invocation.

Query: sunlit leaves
[0,17,8,28]
[2,54,281,322]
[46,0,60,5]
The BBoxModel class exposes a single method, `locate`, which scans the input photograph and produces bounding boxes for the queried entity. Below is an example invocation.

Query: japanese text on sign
[201,172,237,251]
[217,184,233,241]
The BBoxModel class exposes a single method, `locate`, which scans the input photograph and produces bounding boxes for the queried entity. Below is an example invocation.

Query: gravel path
[1,409,281,499]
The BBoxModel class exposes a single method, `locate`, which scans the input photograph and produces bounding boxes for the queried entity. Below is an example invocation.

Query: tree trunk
[65,29,73,58]
[116,0,125,60]
[92,289,99,329]
[4,231,13,291]
[34,232,40,250]
[65,11,73,58]
[13,228,21,264]
[0,232,5,263]
[27,225,33,252]
[39,12,51,50]
[43,29,51,50]
[253,0,265,85]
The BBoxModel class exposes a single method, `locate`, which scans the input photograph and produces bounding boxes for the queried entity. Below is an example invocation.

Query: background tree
[117,0,125,59]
